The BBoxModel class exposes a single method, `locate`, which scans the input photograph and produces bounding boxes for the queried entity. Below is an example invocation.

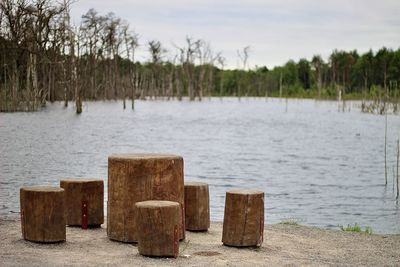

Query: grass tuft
[338,223,372,234]
[279,219,299,225]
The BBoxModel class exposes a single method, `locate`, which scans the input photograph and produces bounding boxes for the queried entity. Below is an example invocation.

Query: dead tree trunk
[176,68,183,101]
[71,31,82,114]
[11,58,19,111]
[26,55,31,107]
[31,53,38,110]
[63,64,68,107]
[122,78,126,109]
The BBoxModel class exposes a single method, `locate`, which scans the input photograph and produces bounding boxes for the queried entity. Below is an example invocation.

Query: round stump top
[109,153,182,161]
[135,200,180,209]
[226,188,264,196]
[60,178,103,183]
[185,181,208,187]
[20,186,64,193]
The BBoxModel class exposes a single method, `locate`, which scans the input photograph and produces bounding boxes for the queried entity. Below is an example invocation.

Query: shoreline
[1,217,399,266]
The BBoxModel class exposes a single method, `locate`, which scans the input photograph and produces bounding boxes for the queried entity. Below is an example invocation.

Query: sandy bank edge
[1,217,399,266]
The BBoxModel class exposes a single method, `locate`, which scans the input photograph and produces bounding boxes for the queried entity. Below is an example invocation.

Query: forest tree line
[0,0,399,112]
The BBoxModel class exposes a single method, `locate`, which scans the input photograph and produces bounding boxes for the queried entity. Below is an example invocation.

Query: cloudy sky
[70,0,400,69]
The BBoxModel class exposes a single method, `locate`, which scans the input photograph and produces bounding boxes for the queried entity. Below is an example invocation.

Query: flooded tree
[147,40,164,100]
[311,55,323,99]
[0,1,399,112]
[0,0,65,111]
[177,37,198,101]
[217,55,226,97]
[121,24,138,109]
[237,46,250,99]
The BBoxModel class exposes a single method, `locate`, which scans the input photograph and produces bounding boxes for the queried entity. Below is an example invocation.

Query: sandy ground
[1,217,399,266]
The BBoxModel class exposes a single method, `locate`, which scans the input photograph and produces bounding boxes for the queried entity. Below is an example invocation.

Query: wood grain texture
[222,189,264,247]
[60,178,104,226]
[184,182,210,231]
[107,153,185,242]
[20,186,66,243]
[135,200,180,258]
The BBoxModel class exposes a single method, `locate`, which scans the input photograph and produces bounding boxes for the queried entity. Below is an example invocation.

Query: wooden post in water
[20,186,66,243]
[60,178,104,228]
[107,153,185,242]
[184,182,210,231]
[135,200,180,258]
[222,189,264,247]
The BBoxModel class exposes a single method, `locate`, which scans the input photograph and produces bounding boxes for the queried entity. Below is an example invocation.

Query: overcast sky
[70,0,400,69]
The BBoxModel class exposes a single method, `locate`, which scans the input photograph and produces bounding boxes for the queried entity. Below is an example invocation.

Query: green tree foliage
[298,58,311,89]
[218,48,400,99]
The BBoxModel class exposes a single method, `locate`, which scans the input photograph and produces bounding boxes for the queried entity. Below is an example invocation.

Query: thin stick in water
[393,165,396,192]
[396,139,399,199]
[385,111,388,185]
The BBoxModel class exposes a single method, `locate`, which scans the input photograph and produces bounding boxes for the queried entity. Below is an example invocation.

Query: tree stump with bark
[107,153,185,242]
[60,178,104,228]
[135,200,180,258]
[184,182,210,231]
[20,186,66,243]
[222,189,264,247]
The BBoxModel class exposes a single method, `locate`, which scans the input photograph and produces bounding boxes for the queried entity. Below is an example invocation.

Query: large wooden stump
[20,186,66,243]
[107,153,185,242]
[60,178,104,228]
[184,182,210,231]
[136,200,180,258]
[222,189,264,247]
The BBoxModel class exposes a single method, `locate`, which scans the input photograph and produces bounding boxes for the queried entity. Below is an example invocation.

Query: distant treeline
[0,0,399,112]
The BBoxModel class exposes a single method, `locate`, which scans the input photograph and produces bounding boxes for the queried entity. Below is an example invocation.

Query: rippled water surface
[1,98,400,233]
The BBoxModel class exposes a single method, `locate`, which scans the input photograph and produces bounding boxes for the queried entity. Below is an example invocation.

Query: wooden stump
[135,200,180,258]
[60,178,104,228]
[184,182,210,231]
[107,153,185,242]
[20,186,66,243]
[222,189,264,247]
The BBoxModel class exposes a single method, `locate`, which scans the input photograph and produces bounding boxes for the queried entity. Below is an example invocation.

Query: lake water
[1,97,399,234]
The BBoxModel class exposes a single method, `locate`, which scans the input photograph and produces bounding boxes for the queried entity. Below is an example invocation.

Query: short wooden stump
[184,182,210,231]
[107,153,185,242]
[135,200,180,258]
[20,186,66,243]
[222,189,264,247]
[60,178,104,228]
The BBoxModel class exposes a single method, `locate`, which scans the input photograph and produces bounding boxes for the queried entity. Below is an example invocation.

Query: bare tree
[237,45,250,99]
[176,37,199,101]
[217,55,225,98]
[311,55,323,99]
[121,25,138,109]
[80,8,107,100]
[0,0,65,111]
[148,40,164,99]
[195,41,219,100]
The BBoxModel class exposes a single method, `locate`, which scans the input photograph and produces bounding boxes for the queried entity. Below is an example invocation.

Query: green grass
[338,223,373,234]
[279,219,299,225]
